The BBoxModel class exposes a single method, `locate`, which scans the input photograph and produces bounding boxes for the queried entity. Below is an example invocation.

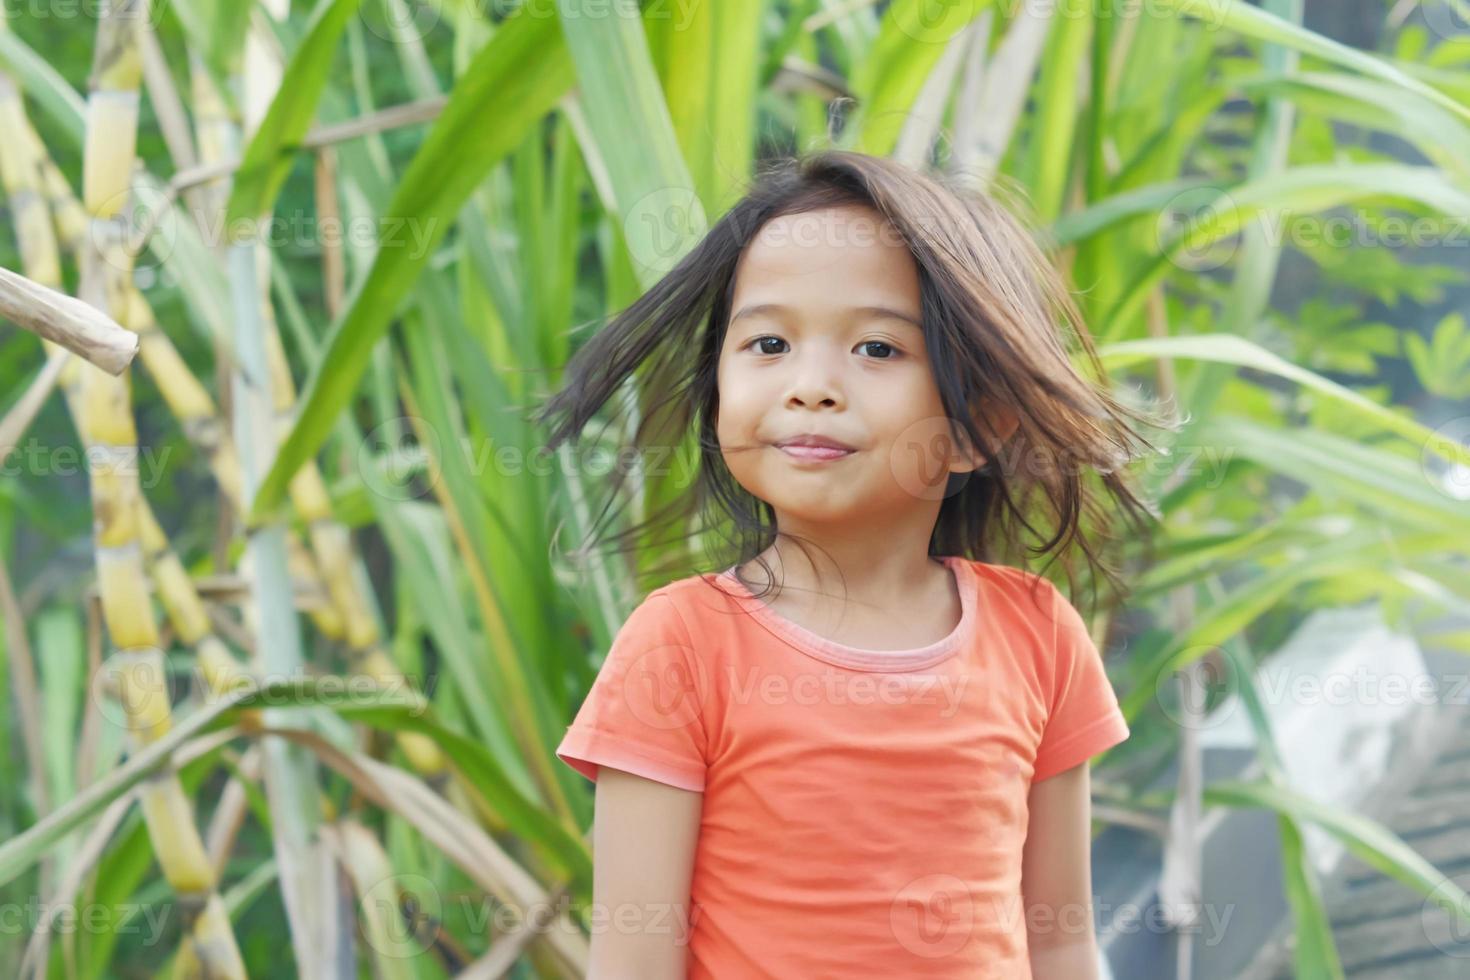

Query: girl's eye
[742,336,901,359]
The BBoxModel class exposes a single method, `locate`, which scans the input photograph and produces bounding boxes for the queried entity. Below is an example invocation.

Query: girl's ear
[950,399,1020,474]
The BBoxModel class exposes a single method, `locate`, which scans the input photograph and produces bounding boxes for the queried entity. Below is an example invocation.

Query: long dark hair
[530,149,1175,614]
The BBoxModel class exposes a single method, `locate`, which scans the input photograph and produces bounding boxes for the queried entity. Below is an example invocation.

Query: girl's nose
[783,359,845,409]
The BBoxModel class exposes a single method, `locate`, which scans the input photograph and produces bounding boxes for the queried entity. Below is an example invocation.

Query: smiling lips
[774,434,857,462]
[779,445,853,461]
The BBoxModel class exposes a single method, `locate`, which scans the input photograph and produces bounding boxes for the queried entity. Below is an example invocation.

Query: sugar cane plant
[1,1,1470,977]
[74,3,247,976]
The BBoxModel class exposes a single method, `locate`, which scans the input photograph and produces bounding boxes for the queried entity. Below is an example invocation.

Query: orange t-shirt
[555,555,1130,978]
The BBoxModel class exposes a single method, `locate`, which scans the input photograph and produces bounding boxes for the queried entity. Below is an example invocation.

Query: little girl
[533,150,1168,979]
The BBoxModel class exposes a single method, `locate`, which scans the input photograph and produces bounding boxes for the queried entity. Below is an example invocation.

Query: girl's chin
[760,492,870,521]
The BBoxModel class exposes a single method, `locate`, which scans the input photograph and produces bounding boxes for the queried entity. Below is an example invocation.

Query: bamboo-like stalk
[0,60,84,420]
[0,57,131,379]
[279,303,449,782]
[0,34,280,724]
[73,4,246,976]
[137,502,257,707]
[0,264,138,373]
[13,104,352,647]
[3,73,360,974]
[16,3,445,791]
[0,54,91,910]
[6,9,564,975]
[15,299,260,795]
[0,5,249,963]
[48,8,453,811]
[2,63,552,975]
[121,287,359,635]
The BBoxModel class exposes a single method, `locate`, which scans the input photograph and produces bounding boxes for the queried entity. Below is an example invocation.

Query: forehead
[731,205,920,307]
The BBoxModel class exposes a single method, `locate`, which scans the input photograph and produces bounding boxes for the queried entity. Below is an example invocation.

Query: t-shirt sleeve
[1031,580,1130,783]
[555,590,710,792]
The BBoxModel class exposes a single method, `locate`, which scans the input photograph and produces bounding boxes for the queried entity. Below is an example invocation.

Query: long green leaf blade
[1162,0,1470,124]
[249,10,574,521]
[224,0,364,229]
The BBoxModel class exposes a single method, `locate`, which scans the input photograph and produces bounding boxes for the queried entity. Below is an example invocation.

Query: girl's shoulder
[610,570,743,638]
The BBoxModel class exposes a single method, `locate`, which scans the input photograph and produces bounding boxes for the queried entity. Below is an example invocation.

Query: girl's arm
[1021,761,1104,980]
[587,766,703,980]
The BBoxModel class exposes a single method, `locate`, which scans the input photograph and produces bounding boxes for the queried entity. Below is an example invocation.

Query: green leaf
[0,676,427,889]
[0,23,85,146]
[1028,0,1091,222]
[1199,415,1470,536]
[1160,0,1470,125]
[1206,779,1470,931]
[1212,635,1343,977]
[558,0,705,288]
[248,9,574,522]
[336,701,594,889]
[1234,71,1470,184]
[1277,814,1346,979]
[223,0,365,232]
[37,608,82,828]
[655,0,762,212]
[1098,333,1470,468]
[848,0,999,157]
[1099,163,1470,339]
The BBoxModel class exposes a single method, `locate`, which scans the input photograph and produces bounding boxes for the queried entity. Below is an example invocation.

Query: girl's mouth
[777,445,855,462]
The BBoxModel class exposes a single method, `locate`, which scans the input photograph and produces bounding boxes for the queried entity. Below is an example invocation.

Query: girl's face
[716,204,980,527]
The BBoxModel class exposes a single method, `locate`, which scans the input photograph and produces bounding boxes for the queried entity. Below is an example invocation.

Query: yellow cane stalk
[123,289,246,507]
[3,51,256,978]
[75,5,247,976]
[136,503,257,710]
[6,7,578,976]
[13,123,353,685]
[9,6,446,853]
[12,101,351,646]
[22,16,442,792]
[0,65,79,399]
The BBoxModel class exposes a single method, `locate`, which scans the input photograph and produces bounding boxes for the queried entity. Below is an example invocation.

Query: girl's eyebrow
[731,302,922,328]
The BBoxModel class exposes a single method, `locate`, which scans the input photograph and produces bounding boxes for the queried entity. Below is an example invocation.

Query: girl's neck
[739,540,949,608]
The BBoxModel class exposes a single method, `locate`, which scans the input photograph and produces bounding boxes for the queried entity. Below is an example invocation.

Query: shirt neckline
[713,555,976,672]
